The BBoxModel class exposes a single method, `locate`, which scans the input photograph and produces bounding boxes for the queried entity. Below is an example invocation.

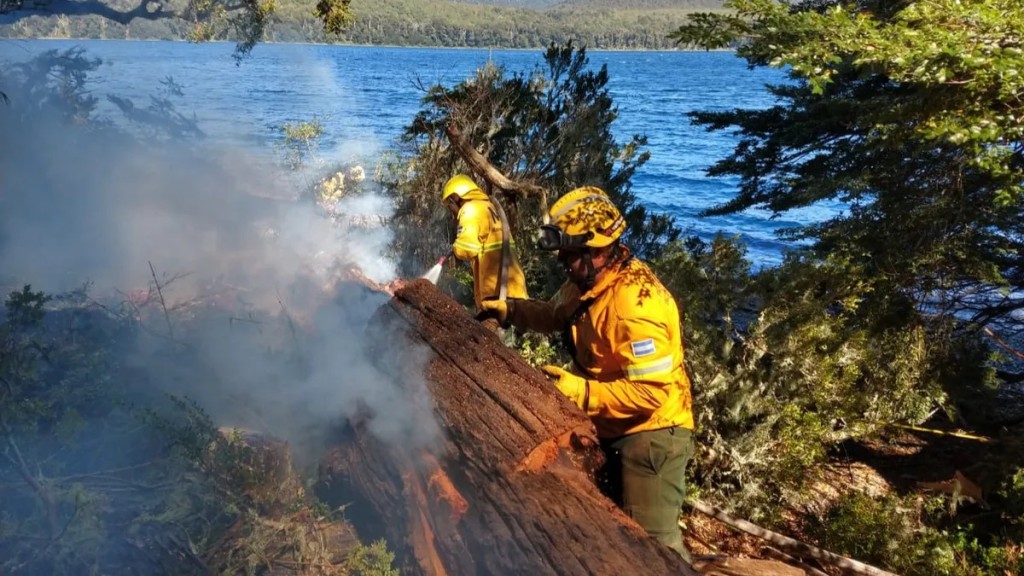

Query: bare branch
[148,260,175,339]
[444,123,549,217]
[1,423,60,539]
[983,326,1024,361]
[1,0,170,25]
[690,499,902,576]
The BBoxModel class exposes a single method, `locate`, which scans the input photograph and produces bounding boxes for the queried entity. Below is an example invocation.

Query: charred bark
[316,279,697,576]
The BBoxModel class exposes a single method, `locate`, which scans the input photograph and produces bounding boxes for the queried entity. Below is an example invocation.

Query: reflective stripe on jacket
[508,252,693,439]
[452,199,528,308]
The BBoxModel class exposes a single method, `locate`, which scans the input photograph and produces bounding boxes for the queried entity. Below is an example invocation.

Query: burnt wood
[316,279,698,576]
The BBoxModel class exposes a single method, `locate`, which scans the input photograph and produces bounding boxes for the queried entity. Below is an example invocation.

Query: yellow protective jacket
[507,252,693,439]
[452,198,528,308]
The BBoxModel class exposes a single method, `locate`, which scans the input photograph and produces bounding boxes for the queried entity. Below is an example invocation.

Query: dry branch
[983,326,1024,361]
[444,124,549,215]
[148,260,175,339]
[1,0,169,25]
[690,500,900,576]
[761,546,830,576]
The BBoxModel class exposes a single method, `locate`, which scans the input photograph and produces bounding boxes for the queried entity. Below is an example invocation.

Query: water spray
[421,251,453,284]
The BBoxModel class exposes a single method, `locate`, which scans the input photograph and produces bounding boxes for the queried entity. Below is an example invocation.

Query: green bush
[653,237,987,518]
[345,539,399,576]
[806,490,1023,576]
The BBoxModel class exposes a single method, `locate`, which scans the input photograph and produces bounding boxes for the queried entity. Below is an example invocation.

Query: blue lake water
[0,39,832,263]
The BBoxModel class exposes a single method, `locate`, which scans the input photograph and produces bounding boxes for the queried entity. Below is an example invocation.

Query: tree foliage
[322,0,721,49]
[383,42,677,298]
[0,0,352,58]
[805,487,1024,576]
[654,237,999,514]
[670,0,1023,340]
[0,283,378,574]
[662,0,1024,567]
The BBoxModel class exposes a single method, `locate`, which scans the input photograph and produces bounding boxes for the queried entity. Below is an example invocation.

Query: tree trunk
[315,279,697,576]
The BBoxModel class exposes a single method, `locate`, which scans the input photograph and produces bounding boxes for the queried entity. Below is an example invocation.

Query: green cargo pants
[599,426,694,561]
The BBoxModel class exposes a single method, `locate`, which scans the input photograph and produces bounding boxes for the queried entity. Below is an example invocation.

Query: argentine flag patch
[630,338,656,358]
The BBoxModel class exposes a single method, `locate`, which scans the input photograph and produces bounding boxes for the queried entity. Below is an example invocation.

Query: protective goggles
[537,224,592,251]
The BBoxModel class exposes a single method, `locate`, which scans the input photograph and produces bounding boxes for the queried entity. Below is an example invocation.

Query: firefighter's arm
[585,316,676,419]
[505,282,579,333]
[451,203,484,261]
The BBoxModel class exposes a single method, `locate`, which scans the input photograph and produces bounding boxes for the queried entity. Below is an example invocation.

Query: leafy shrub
[806,490,1023,576]
[654,237,989,517]
[345,539,399,576]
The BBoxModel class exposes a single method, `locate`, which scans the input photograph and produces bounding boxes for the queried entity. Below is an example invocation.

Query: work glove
[476,298,510,325]
[541,365,593,412]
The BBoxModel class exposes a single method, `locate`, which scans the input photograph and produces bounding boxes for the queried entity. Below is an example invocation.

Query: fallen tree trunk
[316,279,697,576]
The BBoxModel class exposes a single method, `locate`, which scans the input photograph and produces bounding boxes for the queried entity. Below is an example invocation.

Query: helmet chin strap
[574,244,624,290]
[579,252,599,290]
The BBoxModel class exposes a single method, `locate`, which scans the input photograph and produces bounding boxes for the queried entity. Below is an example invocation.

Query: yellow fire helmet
[539,186,626,250]
[441,174,489,203]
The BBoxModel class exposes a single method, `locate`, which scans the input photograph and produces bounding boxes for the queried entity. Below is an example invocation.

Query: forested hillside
[453,0,724,8]
[558,0,726,7]
[0,0,726,48]
[276,0,723,48]
[450,0,562,7]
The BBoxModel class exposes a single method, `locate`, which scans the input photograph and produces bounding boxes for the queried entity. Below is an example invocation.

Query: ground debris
[202,428,361,575]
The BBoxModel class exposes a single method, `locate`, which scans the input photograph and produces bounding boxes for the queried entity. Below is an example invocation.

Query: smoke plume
[0,61,441,465]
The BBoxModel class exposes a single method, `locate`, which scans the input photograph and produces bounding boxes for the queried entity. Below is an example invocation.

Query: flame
[400,451,469,576]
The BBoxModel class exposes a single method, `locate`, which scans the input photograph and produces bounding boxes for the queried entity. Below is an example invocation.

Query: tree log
[316,279,697,576]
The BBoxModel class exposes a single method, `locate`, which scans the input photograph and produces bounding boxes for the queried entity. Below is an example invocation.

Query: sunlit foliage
[384,42,677,301]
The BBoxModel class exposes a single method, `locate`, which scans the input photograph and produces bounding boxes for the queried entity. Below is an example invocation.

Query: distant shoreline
[0,37,732,54]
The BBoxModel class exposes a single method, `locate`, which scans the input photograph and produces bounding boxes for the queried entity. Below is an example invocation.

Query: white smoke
[0,64,441,464]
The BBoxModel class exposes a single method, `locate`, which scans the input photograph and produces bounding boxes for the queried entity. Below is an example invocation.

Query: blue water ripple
[0,39,818,264]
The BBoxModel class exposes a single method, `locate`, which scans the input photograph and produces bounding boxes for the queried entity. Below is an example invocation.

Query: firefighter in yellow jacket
[442,174,528,317]
[479,187,695,560]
